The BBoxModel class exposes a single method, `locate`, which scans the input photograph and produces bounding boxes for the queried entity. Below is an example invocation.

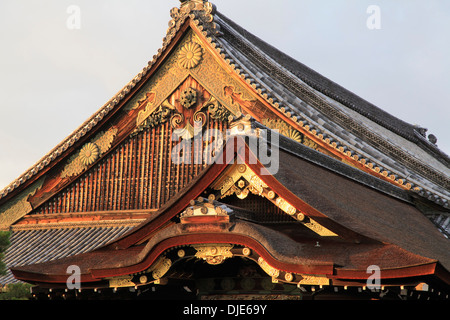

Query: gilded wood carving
[211,164,337,237]
[180,197,230,222]
[170,84,209,139]
[130,30,257,129]
[178,42,203,69]
[262,118,319,150]
[298,274,330,286]
[133,100,174,134]
[206,96,231,121]
[109,275,135,288]
[151,256,172,280]
[257,257,280,280]
[0,178,45,229]
[133,72,233,141]
[61,127,118,179]
[193,244,234,265]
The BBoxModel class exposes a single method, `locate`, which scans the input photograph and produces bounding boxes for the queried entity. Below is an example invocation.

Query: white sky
[0,0,449,190]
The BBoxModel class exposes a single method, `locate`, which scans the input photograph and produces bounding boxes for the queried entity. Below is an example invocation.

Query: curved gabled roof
[271,134,450,271]
[1,2,449,292]
[1,0,448,212]
[9,134,450,287]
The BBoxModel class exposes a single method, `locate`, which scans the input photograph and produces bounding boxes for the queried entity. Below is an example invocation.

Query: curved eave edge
[10,234,449,287]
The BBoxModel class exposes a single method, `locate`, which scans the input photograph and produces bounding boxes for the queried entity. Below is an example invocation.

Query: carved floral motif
[79,143,99,166]
[205,96,231,121]
[178,42,203,69]
[133,30,251,127]
[262,119,302,143]
[61,127,118,179]
[133,101,174,135]
[193,244,234,265]
[180,87,198,109]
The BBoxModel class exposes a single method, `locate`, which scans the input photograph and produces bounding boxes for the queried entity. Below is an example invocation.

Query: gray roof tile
[0,226,133,285]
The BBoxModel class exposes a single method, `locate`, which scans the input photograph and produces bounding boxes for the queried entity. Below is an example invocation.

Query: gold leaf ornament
[60,127,118,179]
[178,42,203,69]
[193,244,234,265]
[180,87,198,109]
[262,118,303,143]
[79,143,100,166]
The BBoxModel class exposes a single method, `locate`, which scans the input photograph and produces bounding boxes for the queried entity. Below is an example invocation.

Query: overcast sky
[0,0,449,190]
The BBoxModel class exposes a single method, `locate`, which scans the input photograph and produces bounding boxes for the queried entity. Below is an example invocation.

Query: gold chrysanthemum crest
[79,143,100,166]
[178,42,203,69]
[60,127,118,179]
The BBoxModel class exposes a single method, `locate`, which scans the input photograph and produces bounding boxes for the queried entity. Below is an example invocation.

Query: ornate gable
[0,9,321,229]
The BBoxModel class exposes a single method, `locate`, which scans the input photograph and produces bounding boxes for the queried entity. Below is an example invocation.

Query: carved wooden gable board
[0,24,289,228]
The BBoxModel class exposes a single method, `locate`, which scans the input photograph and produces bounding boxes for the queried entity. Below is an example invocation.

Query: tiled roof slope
[213,10,450,206]
[0,226,133,285]
[263,123,450,239]
[216,11,449,166]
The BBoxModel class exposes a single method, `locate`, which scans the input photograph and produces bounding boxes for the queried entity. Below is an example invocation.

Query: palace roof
[0,4,448,215]
[1,0,449,295]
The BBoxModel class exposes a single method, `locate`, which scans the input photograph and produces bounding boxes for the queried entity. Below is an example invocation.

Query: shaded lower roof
[0,226,133,285]
[271,133,450,272]
[10,220,439,285]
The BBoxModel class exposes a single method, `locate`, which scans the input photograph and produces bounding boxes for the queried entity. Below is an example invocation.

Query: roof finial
[178,0,216,14]
[167,0,218,40]
[179,0,208,8]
